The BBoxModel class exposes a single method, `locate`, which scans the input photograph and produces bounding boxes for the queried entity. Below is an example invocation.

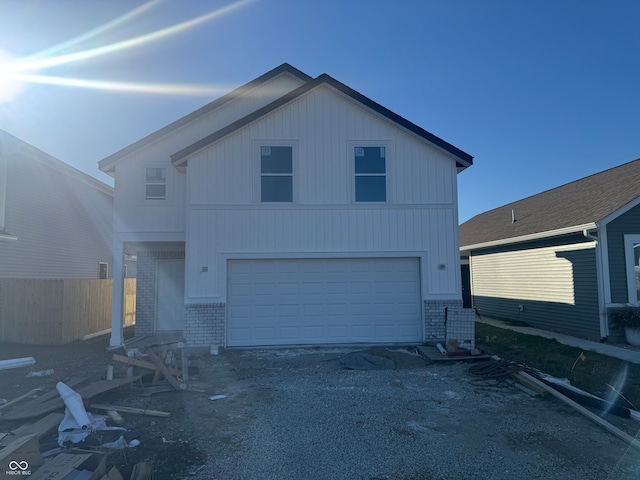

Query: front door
[156,259,185,331]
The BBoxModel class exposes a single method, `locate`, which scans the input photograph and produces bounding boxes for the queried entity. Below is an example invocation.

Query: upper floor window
[146,167,166,200]
[355,146,386,202]
[261,146,292,202]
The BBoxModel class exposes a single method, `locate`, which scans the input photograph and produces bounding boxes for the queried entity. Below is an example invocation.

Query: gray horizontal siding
[607,203,640,303]
[471,239,600,339]
[0,154,113,279]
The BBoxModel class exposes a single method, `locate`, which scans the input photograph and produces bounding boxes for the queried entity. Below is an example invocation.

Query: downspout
[583,228,608,339]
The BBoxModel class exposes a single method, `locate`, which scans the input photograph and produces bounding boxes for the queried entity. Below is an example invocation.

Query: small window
[98,262,108,279]
[355,146,386,202]
[261,146,292,202]
[146,167,166,200]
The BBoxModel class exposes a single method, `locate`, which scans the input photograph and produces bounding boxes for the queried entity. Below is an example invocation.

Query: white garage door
[227,258,421,346]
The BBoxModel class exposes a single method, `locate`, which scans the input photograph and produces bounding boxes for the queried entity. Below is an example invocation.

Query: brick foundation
[184,303,226,347]
[423,299,463,343]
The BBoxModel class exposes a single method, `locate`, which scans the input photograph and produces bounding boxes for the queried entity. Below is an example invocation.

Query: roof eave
[460,222,598,252]
[99,63,312,172]
[172,73,474,168]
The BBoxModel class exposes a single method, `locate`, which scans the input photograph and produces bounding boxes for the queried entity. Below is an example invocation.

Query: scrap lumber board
[512,371,549,397]
[0,412,64,447]
[417,346,491,362]
[0,388,43,412]
[0,378,86,419]
[2,376,142,421]
[106,410,125,425]
[146,348,182,391]
[112,354,181,376]
[518,371,640,451]
[90,403,170,418]
[152,351,169,385]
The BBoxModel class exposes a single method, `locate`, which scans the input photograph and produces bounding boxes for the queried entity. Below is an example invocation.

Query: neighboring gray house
[0,130,114,279]
[460,158,640,340]
[100,63,474,349]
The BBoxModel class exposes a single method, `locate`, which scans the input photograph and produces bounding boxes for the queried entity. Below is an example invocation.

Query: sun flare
[0,0,252,104]
[0,49,25,102]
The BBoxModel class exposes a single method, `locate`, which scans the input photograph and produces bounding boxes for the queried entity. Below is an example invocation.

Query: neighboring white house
[99,64,474,348]
[0,129,114,278]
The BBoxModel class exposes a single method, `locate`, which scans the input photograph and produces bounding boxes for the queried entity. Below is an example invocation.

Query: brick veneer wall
[134,250,185,337]
[424,299,463,343]
[184,303,225,347]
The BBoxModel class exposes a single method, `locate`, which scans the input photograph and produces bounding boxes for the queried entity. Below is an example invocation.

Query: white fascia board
[459,223,597,251]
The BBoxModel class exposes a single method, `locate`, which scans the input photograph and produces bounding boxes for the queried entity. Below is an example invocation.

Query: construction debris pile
[0,336,191,479]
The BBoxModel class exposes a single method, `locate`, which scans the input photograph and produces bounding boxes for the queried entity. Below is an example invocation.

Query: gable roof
[460,158,640,250]
[1,130,113,196]
[171,72,474,169]
[98,63,312,173]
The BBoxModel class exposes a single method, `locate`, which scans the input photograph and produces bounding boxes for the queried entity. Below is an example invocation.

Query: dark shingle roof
[98,63,312,173]
[172,73,474,168]
[460,158,640,249]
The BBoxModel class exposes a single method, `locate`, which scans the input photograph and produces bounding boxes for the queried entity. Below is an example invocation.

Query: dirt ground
[1,334,640,479]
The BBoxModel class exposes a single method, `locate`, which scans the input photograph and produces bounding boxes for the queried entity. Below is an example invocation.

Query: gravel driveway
[190,347,640,480]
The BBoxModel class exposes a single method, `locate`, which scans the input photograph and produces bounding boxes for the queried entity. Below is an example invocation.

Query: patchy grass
[475,322,640,409]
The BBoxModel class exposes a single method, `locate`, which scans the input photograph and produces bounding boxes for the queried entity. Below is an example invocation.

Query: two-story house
[99,64,473,349]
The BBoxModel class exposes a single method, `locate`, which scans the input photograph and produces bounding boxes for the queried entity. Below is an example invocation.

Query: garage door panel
[255,327,277,340]
[278,283,300,295]
[229,283,252,297]
[328,326,348,338]
[279,304,300,316]
[302,325,323,338]
[327,282,347,294]
[254,305,276,317]
[228,258,421,346]
[254,284,276,296]
[303,304,324,316]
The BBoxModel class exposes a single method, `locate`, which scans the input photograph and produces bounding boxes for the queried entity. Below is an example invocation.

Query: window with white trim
[145,167,166,200]
[261,146,292,202]
[355,146,386,202]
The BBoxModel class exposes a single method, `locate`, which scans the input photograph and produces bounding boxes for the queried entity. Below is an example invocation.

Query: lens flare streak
[17,74,232,96]
[0,0,253,101]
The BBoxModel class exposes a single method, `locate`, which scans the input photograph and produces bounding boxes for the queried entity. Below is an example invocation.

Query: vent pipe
[511,209,516,224]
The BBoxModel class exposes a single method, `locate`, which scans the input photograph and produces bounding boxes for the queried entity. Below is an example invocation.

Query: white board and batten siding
[185,84,462,303]
[187,206,458,300]
[113,72,307,236]
[188,86,457,206]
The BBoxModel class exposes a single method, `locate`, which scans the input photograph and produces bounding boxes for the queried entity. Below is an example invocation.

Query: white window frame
[624,234,640,305]
[255,141,297,204]
[348,141,391,204]
[145,166,167,201]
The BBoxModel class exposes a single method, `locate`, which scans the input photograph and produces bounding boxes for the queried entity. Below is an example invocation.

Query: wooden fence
[0,278,136,345]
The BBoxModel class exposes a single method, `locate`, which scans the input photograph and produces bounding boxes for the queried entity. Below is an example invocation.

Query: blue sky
[0,0,638,223]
